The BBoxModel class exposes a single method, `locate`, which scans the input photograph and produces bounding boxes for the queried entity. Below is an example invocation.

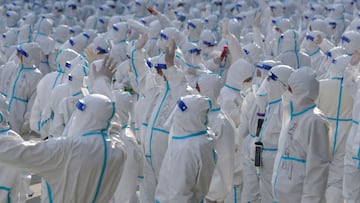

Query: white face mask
[190,53,203,65]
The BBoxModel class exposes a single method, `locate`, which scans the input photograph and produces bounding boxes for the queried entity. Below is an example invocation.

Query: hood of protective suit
[204,14,218,30]
[228,18,241,41]
[65,0,78,18]
[303,31,325,55]
[269,1,284,17]
[262,65,294,101]
[67,58,88,92]
[148,20,161,38]
[329,54,351,78]
[96,16,110,33]
[63,30,97,53]
[347,19,360,32]
[68,94,115,136]
[199,29,217,57]
[70,25,83,36]
[35,17,53,36]
[187,18,203,42]
[288,67,319,113]
[159,27,184,51]
[54,48,80,72]
[17,42,41,67]
[243,43,263,65]
[225,58,255,92]
[254,60,282,87]
[20,12,37,26]
[0,95,10,130]
[197,73,222,106]
[87,36,111,55]
[114,90,133,126]
[53,24,71,44]
[17,24,33,44]
[182,41,202,66]
[6,11,19,27]
[107,22,129,43]
[340,31,360,54]
[172,94,211,136]
[272,17,292,33]
[308,19,330,37]
[278,29,299,53]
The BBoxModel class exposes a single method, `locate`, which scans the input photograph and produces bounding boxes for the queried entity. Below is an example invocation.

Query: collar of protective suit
[67,94,115,136]
[171,94,211,136]
[288,67,319,114]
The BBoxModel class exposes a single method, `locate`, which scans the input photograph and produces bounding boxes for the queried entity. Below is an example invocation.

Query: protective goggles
[83,33,90,39]
[187,22,197,29]
[306,34,314,41]
[256,64,272,71]
[16,46,28,57]
[341,35,351,43]
[202,40,216,47]
[96,46,109,54]
[189,48,201,55]
[112,25,119,31]
[160,32,168,40]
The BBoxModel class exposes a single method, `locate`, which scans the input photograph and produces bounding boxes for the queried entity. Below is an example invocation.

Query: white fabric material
[53,24,71,47]
[108,22,129,64]
[257,65,294,203]
[272,68,330,203]
[17,24,33,45]
[198,74,235,202]
[30,49,80,138]
[276,30,311,69]
[218,58,254,127]
[238,92,261,203]
[110,90,143,203]
[316,55,353,203]
[5,43,43,135]
[0,94,126,203]
[61,30,97,54]
[155,94,215,203]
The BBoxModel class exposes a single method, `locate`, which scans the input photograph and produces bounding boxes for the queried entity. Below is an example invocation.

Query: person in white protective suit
[30,48,82,139]
[33,17,56,75]
[4,43,42,136]
[60,30,97,54]
[181,41,207,88]
[47,56,88,138]
[275,29,311,69]
[144,20,162,57]
[301,31,326,76]
[0,30,18,64]
[272,68,330,203]
[327,4,347,44]
[342,44,360,203]
[263,17,292,58]
[186,18,203,44]
[217,58,255,203]
[256,65,294,203]
[199,29,230,84]
[52,24,72,48]
[58,0,79,27]
[0,94,127,203]
[155,94,216,203]
[239,60,281,203]
[318,46,347,80]
[5,11,19,28]
[141,39,196,203]
[204,14,221,42]
[316,55,354,203]
[87,36,111,57]
[107,22,130,63]
[17,24,33,45]
[217,58,254,128]
[110,89,143,203]
[196,73,235,203]
[0,95,34,203]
